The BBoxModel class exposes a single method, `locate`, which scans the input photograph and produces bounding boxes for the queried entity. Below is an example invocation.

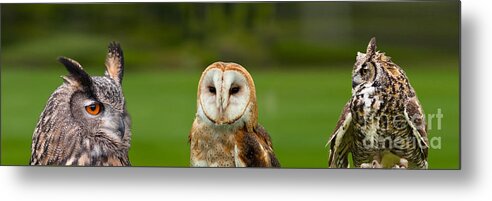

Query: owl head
[30,42,131,165]
[352,37,403,91]
[195,62,258,132]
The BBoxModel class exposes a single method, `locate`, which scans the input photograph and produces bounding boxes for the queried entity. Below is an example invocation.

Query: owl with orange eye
[30,42,131,166]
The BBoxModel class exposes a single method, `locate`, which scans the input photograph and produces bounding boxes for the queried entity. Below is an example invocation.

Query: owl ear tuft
[58,56,93,91]
[366,37,377,56]
[356,52,366,60]
[105,41,124,85]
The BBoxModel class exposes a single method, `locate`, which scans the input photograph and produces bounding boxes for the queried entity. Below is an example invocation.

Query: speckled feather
[30,42,131,166]
[327,38,428,169]
[189,116,280,167]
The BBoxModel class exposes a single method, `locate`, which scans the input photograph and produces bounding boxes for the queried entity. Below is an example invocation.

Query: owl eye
[85,102,103,115]
[360,68,368,76]
[208,86,216,94]
[230,87,240,95]
[360,63,371,76]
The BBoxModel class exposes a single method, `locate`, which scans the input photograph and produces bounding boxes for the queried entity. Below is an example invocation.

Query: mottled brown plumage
[30,42,131,166]
[327,37,428,169]
[189,62,280,167]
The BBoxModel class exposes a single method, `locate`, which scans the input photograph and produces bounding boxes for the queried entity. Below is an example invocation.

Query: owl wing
[234,125,280,167]
[404,96,429,159]
[327,101,353,168]
[30,130,54,165]
[30,126,73,165]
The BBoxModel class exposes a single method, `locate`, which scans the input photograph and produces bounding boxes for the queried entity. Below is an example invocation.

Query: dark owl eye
[208,86,216,94]
[360,63,371,76]
[359,64,369,75]
[230,87,240,95]
[360,68,368,76]
[85,102,103,115]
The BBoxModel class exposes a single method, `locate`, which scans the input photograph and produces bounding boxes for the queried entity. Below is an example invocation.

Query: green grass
[1,66,459,169]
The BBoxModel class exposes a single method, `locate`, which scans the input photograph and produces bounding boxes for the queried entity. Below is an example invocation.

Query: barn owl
[327,37,428,169]
[189,62,280,167]
[30,42,131,166]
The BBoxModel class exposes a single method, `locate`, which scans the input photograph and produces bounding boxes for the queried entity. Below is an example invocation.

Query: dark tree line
[2,2,459,70]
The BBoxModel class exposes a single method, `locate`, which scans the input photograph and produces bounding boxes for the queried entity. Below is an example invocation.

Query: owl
[189,62,280,167]
[327,37,428,169]
[30,42,131,166]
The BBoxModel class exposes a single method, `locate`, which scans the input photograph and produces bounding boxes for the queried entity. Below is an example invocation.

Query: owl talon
[398,158,408,169]
[392,158,409,169]
[360,163,372,168]
[371,160,382,168]
[360,160,382,168]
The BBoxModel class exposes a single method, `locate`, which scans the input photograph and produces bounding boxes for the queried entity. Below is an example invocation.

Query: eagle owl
[327,37,429,169]
[30,42,131,166]
[189,62,280,167]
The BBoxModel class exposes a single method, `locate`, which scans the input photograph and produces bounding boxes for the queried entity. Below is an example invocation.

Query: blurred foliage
[2,2,459,71]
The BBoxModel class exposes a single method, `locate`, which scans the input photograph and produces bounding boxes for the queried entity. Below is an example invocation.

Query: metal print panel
[0,1,460,169]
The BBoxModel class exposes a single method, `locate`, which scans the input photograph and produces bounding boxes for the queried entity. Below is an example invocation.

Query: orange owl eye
[85,103,102,115]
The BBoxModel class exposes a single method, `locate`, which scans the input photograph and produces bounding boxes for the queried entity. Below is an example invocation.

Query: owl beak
[221,97,228,114]
[215,95,224,124]
[216,93,229,125]
[352,80,358,88]
[117,117,126,139]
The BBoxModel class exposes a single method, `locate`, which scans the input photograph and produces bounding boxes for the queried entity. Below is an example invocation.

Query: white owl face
[197,62,255,126]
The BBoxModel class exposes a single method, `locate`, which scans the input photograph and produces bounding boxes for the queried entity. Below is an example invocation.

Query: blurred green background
[1,2,459,168]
